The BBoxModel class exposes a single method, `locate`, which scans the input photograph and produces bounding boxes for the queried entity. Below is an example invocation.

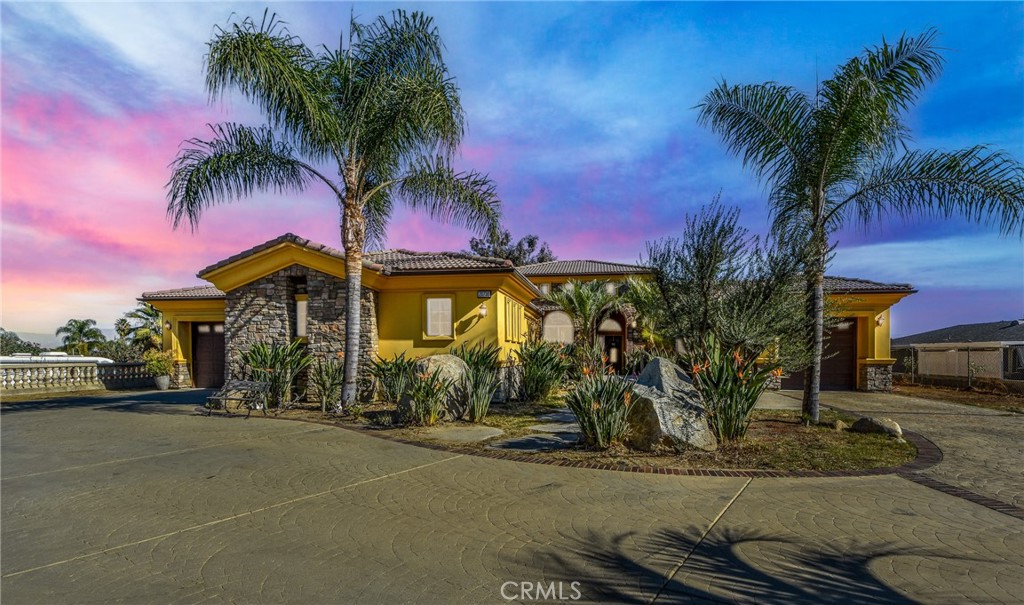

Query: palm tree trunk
[340,190,366,408]
[802,257,825,425]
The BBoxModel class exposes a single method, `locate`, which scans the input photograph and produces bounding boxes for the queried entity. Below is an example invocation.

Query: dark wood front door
[192,323,225,389]
[782,318,858,391]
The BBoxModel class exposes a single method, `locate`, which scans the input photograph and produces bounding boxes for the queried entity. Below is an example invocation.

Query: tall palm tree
[545,280,622,347]
[698,29,1023,423]
[166,10,501,405]
[55,319,106,356]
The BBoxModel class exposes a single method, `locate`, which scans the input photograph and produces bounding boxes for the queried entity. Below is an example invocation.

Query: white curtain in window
[543,311,574,344]
[426,298,453,337]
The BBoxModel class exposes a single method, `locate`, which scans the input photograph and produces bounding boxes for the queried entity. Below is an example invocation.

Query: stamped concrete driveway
[779,390,1024,510]
[2,391,1021,604]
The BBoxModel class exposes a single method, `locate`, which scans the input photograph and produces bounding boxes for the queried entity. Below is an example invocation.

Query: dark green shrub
[369,353,416,403]
[512,339,569,403]
[241,340,312,408]
[564,373,636,450]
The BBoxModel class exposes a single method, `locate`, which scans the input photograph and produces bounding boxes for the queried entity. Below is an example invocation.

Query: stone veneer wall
[224,265,378,393]
[859,364,893,392]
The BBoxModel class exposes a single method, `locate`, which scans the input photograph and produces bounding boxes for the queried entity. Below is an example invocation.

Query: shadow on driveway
[0,389,214,415]
[544,526,993,604]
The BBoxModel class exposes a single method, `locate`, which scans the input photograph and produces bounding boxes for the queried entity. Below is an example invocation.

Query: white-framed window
[425,297,453,338]
[295,296,308,338]
[539,283,551,296]
[543,311,574,344]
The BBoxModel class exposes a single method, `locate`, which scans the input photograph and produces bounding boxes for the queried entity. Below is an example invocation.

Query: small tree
[638,202,810,440]
[0,329,44,355]
[466,228,556,265]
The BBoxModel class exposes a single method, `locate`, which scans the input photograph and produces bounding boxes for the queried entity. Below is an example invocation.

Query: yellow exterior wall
[375,273,535,361]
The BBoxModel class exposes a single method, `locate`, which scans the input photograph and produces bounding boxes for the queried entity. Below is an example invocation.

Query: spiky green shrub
[564,342,606,380]
[308,359,346,414]
[452,342,501,422]
[564,373,636,450]
[368,353,417,403]
[241,340,312,408]
[686,333,778,442]
[512,339,569,403]
[404,369,453,426]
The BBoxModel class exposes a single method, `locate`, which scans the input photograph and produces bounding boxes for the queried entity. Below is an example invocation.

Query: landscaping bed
[254,403,916,473]
[893,383,1024,414]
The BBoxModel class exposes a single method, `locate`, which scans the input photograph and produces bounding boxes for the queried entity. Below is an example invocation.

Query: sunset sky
[2,1,1022,342]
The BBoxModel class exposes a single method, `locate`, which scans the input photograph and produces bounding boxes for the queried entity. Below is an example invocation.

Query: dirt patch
[893,384,1024,414]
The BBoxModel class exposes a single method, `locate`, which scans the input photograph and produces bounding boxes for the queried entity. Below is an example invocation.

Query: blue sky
[2,1,1022,339]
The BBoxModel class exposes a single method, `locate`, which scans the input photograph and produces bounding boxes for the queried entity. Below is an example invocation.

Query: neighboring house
[142,234,914,392]
[892,320,1024,384]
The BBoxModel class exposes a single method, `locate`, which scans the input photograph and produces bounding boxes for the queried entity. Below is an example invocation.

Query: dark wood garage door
[191,323,225,389]
[782,318,857,391]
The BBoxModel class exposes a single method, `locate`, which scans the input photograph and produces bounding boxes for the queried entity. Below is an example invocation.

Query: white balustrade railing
[1,362,155,394]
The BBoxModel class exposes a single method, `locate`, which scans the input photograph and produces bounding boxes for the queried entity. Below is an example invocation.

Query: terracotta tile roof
[823,276,915,294]
[365,249,512,273]
[198,233,365,278]
[141,285,225,300]
[893,320,1024,345]
[518,259,651,277]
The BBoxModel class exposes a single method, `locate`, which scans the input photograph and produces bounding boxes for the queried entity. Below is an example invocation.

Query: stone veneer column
[859,364,894,392]
[170,361,191,389]
[223,265,378,395]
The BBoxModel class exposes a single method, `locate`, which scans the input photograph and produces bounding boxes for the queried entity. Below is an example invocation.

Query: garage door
[191,323,225,389]
[782,318,857,391]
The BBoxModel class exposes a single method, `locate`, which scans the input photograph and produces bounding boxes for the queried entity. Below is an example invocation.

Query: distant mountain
[7,332,63,349]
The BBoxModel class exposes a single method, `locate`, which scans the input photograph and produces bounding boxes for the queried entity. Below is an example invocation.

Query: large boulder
[627,358,717,452]
[850,416,903,439]
[398,354,469,421]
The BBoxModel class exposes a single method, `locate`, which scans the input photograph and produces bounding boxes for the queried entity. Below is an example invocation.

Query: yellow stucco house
[142,233,914,392]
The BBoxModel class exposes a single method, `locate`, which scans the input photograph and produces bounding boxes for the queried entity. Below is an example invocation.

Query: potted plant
[144,350,175,390]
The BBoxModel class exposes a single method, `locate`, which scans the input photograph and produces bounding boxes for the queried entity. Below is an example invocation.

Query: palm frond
[837,146,1024,235]
[696,81,813,186]
[206,10,338,159]
[166,123,314,230]
[397,156,501,235]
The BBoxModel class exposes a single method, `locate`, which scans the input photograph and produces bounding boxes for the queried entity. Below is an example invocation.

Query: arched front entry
[597,313,627,373]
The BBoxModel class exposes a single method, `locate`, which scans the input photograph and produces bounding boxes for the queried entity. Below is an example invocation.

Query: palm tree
[121,303,162,350]
[55,319,106,356]
[545,280,622,347]
[166,10,501,406]
[697,29,1024,423]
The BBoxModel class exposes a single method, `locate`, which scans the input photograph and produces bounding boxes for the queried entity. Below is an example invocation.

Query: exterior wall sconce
[876,315,885,326]
[164,321,172,331]
[478,303,488,317]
